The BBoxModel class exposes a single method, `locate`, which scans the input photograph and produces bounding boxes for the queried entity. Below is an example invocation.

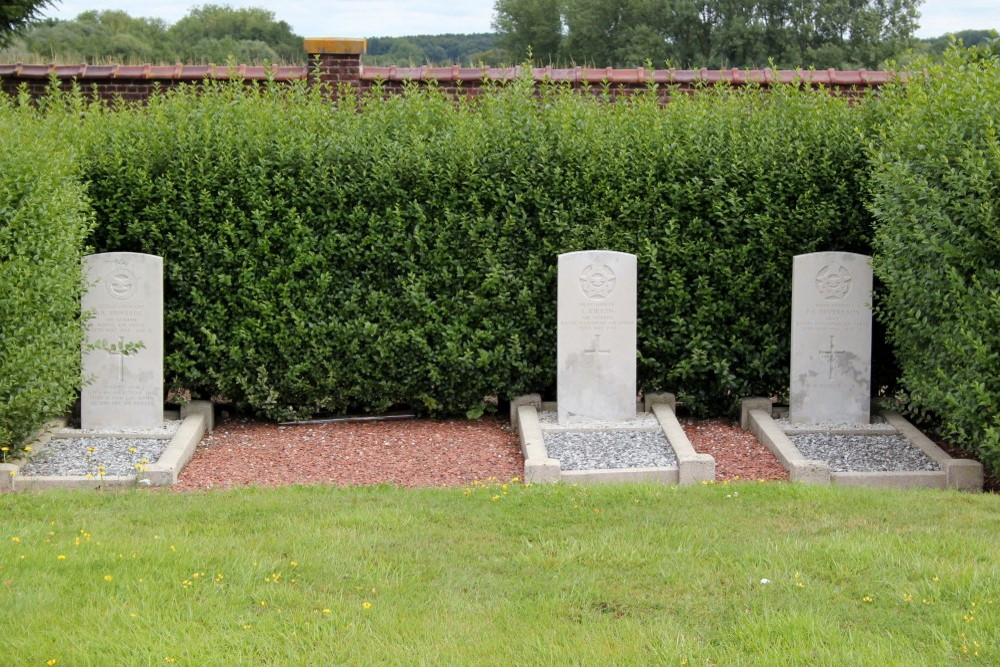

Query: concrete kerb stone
[651,403,714,485]
[514,393,706,485]
[740,397,773,429]
[180,399,214,434]
[2,419,65,491]
[516,404,561,483]
[882,411,984,492]
[509,394,541,436]
[7,413,206,491]
[741,400,831,484]
[141,413,206,486]
[740,398,983,491]
[644,392,676,413]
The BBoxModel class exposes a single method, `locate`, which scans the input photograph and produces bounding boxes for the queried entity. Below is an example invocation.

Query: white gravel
[790,433,941,472]
[19,437,167,477]
[776,416,897,433]
[543,430,677,470]
[68,421,180,437]
[537,410,659,430]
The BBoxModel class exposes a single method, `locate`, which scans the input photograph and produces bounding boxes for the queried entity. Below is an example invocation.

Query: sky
[39,0,1000,40]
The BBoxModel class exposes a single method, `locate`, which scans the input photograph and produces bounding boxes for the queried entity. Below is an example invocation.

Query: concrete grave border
[740,397,983,491]
[513,393,714,485]
[1,400,211,491]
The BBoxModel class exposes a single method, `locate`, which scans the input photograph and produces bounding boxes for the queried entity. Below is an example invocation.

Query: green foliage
[2,484,999,663]
[493,0,921,68]
[78,76,872,419]
[5,5,305,65]
[867,49,1000,476]
[0,87,91,449]
[168,4,302,64]
[0,0,51,46]
[365,33,502,66]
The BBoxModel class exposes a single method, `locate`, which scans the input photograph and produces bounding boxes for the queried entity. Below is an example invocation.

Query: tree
[492,0,565,63]
[167,4,302,63]
[0,0,52,46]
[492,0,923,68]
[20,10,170,62]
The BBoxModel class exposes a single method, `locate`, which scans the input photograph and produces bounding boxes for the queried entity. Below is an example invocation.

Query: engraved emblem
[815,264,852,301]
[105,260,137,300]
[579,263,616,299]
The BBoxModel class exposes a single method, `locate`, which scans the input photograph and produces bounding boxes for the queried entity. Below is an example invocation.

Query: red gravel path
[173,415,789,490]
[683,418,790,482]
[172,417,523,491]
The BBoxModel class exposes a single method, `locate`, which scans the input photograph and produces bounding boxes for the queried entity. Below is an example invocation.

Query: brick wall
[0,38,894,104]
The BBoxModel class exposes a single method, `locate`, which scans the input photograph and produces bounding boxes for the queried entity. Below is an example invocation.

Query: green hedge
[79,76,873,420]
[0,92,92,450]
[868,52,1000,474]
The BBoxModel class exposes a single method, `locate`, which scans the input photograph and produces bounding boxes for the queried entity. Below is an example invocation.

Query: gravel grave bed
[790,433,941,472]
[543,430,677,470]
[19,437,167,477]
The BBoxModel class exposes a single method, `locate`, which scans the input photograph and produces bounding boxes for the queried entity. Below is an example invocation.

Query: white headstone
[790,251,873,424]
[557,250,637,424]
[81,252,163,429]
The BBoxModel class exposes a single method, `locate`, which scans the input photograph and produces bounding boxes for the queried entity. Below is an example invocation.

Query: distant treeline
[0,3,994,68]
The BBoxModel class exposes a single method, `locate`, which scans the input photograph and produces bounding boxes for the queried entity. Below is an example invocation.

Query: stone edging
[740,398,984,491]
[513,394,714,485]
[1,407,208,491]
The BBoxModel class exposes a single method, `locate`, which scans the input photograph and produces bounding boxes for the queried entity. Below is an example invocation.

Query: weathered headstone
[557,250,637,424]
[81,252,163,429]
[790,251,873,424]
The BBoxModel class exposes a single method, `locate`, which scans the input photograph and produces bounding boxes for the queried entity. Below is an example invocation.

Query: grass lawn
[1,480,997,664]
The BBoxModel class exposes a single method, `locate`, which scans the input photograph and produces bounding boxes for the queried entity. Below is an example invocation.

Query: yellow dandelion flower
[23,446,31,452]
[1,446,8,452]
[103,575,113,582]
[491,494,500,501]
[7,470,14,477]
[290,561,298,568]
[57,554,67,560]
[47,661,57,666]
[322,608,331,614]
[129,447,137,453]
[903,593,912,602]
[362,601,372,610]
[862,596,873,603]
[10,536,20,543]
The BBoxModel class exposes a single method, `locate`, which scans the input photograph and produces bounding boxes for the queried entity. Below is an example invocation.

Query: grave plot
[514,250,713,484]
[741,251,983,491]
[1,253,208,491]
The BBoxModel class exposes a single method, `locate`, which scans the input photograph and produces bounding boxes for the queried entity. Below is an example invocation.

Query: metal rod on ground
[279,413,416,426]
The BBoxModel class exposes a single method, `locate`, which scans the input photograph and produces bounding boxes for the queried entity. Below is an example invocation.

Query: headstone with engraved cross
[557,250,637,424]
[790,251,873,424]
[81,252,164,429]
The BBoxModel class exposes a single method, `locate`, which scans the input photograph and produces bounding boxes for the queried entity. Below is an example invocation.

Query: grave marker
[81,252,163,429]
[557,250,637,424]
[790,251,873,424]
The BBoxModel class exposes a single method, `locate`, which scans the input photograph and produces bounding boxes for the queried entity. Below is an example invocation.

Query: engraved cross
[583,335,611,379]
[106,336,126,383]
[818,335,848,381]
